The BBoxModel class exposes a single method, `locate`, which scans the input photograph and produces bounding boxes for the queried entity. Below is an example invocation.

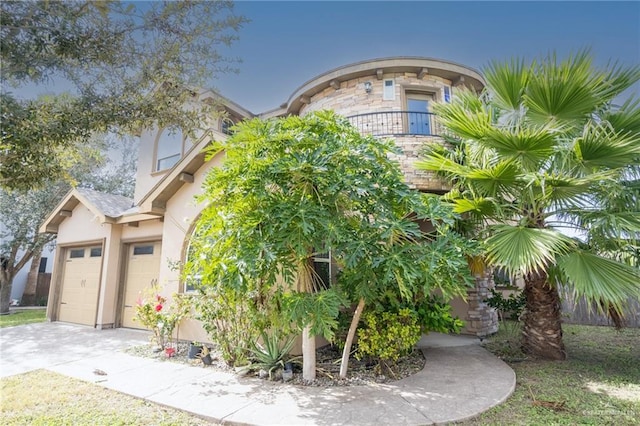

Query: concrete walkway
[0,323,515,425]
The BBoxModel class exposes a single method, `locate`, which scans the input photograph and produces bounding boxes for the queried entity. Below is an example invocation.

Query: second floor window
[156,128,184,171]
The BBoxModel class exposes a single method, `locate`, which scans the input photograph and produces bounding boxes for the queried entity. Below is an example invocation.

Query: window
[69,249,85,259]
[444,86,451,103]
[405,92,435,135]
[221,118,235,135]
[383,79,395,100]
[313,249,335,290]
[38,257,47,273]
[155,128,184,171]
[183,221,212,293]
[133,245,154,256]
[90,247,102,257]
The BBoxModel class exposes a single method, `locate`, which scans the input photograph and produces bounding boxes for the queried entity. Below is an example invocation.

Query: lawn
[459,323,640,425]
[0,370,216,425]
[0,308,46,328]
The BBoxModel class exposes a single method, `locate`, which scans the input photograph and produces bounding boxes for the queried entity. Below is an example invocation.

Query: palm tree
[417,52,640,360]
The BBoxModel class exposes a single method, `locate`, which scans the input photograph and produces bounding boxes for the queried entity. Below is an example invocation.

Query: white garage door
[121,242,162,329]
[58,246,102,326]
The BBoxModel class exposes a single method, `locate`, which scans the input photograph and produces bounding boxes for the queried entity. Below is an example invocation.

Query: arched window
[220,117,235,135]
[155,128,184,171]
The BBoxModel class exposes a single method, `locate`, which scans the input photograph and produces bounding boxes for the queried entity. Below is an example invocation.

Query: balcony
[347,111,442,137]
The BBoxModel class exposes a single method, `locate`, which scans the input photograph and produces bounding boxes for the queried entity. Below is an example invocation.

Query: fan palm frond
[485,225,575,276]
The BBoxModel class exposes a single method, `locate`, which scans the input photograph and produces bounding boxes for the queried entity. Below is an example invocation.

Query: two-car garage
[56,241,161,329]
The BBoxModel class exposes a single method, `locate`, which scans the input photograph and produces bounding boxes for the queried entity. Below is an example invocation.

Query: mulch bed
[125,341,425,387]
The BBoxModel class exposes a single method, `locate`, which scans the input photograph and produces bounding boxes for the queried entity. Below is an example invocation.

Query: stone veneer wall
[300,72,454,192]
[466,270,499,337]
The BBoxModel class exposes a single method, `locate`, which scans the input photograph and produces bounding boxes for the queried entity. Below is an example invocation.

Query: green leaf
[485,226,575,275]
[557,250,640,312]
[483,57,530,111]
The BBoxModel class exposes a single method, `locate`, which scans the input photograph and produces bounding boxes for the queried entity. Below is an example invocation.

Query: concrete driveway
[0,322,149,378]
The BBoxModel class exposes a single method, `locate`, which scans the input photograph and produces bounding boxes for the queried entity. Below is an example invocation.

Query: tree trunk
[21,248,43,306]
[521,271,566,360]
[339,298,365,379]
[0,268,14,315]
[302,325,316,381]
[297,256,316,381]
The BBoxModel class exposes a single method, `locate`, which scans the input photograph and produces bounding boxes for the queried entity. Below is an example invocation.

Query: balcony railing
[347,111,441,137]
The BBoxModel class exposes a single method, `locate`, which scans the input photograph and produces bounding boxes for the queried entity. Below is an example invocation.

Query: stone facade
[465,270,500,338]
[298,72,455,192]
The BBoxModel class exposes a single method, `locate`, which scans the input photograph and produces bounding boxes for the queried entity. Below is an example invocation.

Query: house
[40,57,498,341]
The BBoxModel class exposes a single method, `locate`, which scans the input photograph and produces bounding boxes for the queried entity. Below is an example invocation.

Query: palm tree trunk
[521,271,566,360]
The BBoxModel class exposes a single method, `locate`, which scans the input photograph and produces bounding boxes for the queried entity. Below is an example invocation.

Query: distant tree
[185,111,475,380]
[0,135,138,314]
[1,0,247,190]
[417,52,640,360]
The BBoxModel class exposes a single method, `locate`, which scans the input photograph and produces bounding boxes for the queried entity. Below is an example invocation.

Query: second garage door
[121,241,162,329]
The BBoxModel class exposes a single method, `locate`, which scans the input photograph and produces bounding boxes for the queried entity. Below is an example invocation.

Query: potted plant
[188,341,203,359]
[198,346,213,365]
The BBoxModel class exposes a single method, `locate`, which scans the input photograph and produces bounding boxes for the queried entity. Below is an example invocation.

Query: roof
[261,56,486,117]
[39,188,134,234]
[75,188,134,218]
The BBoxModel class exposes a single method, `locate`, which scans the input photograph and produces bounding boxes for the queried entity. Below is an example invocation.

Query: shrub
[485,288,526,321]
[356,308,421,366]
[134,287,190,350]
[415,295,464,334]
[193,286,267,367]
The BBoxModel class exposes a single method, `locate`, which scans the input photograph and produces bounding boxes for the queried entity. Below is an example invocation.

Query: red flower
[165,347,176,357]
[155,304,163,312]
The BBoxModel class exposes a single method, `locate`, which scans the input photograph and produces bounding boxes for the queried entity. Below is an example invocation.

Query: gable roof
[39,188,134,233]
[77,188,134,217]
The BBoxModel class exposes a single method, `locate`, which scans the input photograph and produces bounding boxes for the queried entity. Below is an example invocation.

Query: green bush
[415,295,464,334]
[194,287,265,367]
[485,288,526,321]
[356,308,421,364]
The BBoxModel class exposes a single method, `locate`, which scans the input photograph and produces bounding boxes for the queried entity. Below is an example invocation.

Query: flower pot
[188,344,203,359]
[201,354,212,365]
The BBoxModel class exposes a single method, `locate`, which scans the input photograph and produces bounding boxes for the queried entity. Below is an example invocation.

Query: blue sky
[215,1,640,113]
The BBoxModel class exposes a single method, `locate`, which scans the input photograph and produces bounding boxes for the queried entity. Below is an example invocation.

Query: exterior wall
[157,151,226,343]
[95,223,122,329]
[392,136,450,191]
[299,72,453,191]
[300,72,452,116]
[56,205,113,244]
[133,127,170,203]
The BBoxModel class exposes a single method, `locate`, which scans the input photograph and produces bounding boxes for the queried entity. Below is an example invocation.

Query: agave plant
[249,331,296,380]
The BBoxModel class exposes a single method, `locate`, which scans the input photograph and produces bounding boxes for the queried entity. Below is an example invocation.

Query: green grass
[0,308,46,328]
[459,323,640,425]
[0,370,217,425]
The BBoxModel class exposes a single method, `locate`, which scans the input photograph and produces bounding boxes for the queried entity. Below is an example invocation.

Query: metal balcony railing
[347,111,441,137]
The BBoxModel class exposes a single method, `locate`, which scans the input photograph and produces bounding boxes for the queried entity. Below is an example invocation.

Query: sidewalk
[0,323,515,425]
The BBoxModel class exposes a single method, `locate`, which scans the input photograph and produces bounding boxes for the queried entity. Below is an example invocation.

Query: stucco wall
[157,151,225,343]
[133,127,170,204]
[56,205,112,244]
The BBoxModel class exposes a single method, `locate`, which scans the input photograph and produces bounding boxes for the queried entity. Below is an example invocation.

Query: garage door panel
[122,242,162,329]
[58,246,102,326]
